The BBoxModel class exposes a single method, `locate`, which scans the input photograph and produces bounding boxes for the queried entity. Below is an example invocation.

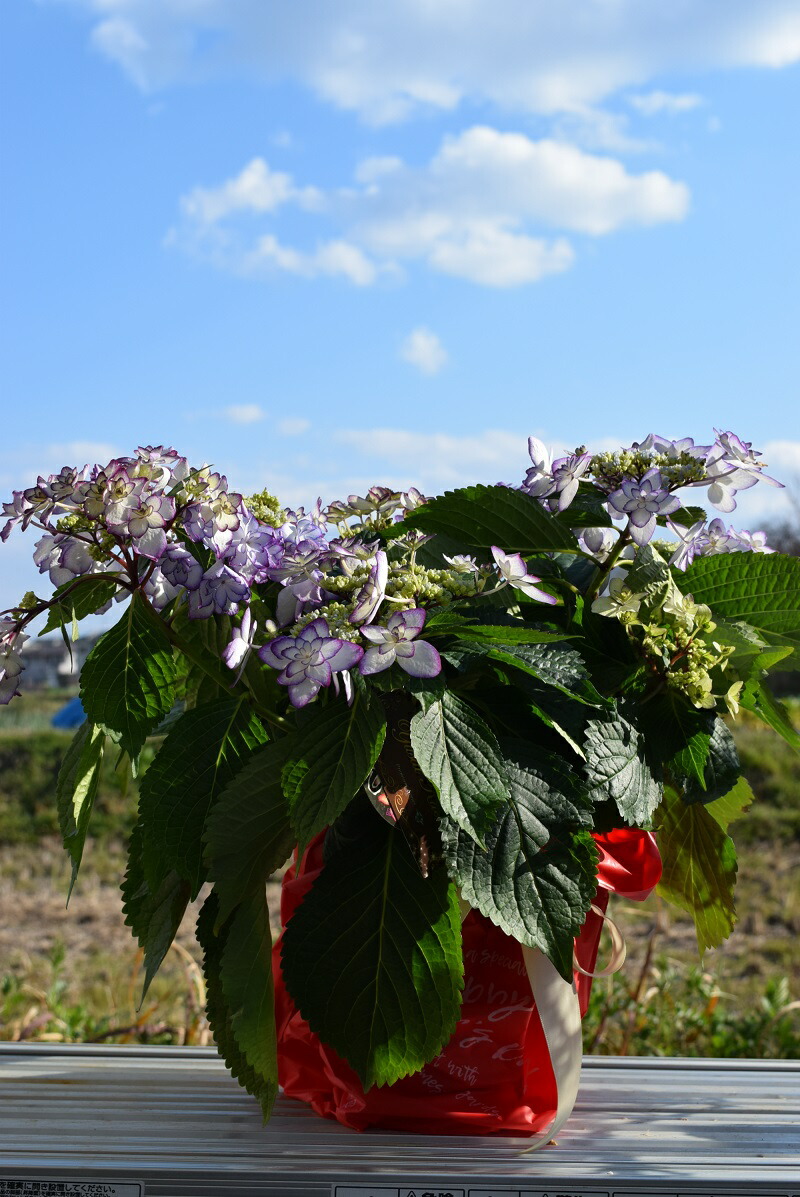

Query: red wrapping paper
[273,827,662,1134]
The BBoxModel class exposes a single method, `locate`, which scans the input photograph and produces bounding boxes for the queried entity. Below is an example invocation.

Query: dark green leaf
[138,697,267,896]
[198,891,277,1121]
[655,785,738,953]
[584,711,662,824]
[388,484,579,554]
[682,552,800,669]
[122,823,191,996]
[442,743,597,980]
[281,692,386,852]
[41,576,120,636]
[204,739,295,924]
[553,487,613,529]
[464,639,606,707]
[220,888,278,1116]
[281,809,463,1089]
[638,691,715,786]
[56,722,105,898]
[410,692,510,845]
[683,718,740,804]
[445,625,573,646]
[80,592,178,759]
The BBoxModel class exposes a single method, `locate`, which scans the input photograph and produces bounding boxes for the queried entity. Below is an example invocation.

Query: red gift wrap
[272,827,662,1135]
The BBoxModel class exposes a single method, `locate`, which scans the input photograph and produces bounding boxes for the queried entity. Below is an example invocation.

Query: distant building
[22,634,102,689]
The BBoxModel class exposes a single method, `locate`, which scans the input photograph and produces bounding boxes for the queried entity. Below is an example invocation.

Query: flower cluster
[0,446,557,708]
[521,429,780,557]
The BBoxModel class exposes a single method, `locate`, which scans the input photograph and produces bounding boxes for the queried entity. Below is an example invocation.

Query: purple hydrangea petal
[321,640,364,672]
[394,639,441,678]
[387,607,426,638]
[359,644,397,675]
[286,677,322,708]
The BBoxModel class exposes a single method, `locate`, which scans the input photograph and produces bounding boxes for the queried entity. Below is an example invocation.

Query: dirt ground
[1,834,797,1045]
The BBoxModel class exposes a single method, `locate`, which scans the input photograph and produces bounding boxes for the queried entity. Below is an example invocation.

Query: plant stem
[585,528,631,601]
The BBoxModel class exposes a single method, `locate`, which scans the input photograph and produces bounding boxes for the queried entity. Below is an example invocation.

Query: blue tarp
[51,696,86,729]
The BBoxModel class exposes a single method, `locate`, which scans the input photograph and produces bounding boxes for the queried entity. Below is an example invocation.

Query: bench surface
[0,1043,798,1197]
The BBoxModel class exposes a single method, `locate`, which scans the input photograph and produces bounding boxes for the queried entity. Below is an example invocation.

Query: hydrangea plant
[2,431,799,1115]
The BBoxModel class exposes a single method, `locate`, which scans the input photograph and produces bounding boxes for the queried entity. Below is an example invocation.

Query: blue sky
[2,0,800,614]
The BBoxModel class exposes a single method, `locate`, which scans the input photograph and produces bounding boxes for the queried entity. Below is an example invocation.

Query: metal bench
[1,1043,798,1196]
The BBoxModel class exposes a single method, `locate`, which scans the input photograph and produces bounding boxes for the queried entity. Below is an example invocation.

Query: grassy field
[1,688,799,1056]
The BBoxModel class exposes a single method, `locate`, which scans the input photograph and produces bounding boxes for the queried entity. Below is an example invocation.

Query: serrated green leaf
[204,739,295,924]
[431,623,573,646]
[665,505,707,528]
[281,807,463,1089]
[739,676,800,752]
[410,692,510,845]
[682,552,800,669]
[706,776,755,831]
[454,637,606,707]
[139,697,267,896]
[655,785,738,953]
[41,576,120,636]
[442,743,596,980]
[637,691,715,787]
[584,712,662,824]
[220,887,278,1111]
[281,692,386,852]
[198,891,277,1121]
[683,718,740,804]
[389,483,579,554]
[553,488,613,529]
[80,592,178,759]
[122,823,192,997]
[56,722,105,898]
[625,543,669,591]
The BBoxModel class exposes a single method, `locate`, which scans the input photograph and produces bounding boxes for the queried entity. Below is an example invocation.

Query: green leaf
[553,487,613,529]
[41,576,120,636]
[220,887,278,1117]
[198,891,277,1121]
[665,505,707,529]
[138,697,268,896]
[122,823,192,997]
[584,711,662,824]
[655,785,738,953]
[465,639,606,707]
[432,623,573,646]
[739,676,800,752]
[80,592,178,759]
[705,776,755,832]
[625,543,669,592]
[638,692,714,788]
[682,552,800,669]
[410,692,510,846]
[204,739,295,924]
[281,692,386,852]
[56,722,105,898]
[683,718,740,804]
[389,483,579,554]
[281,807,463,1090]
[442,743,597,981]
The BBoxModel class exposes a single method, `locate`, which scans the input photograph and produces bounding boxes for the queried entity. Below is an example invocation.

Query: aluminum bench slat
[1,1044,798,1196]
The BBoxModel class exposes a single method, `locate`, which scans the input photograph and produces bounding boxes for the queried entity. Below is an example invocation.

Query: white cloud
[181,158,322,225]
[172,125,688,288]
[74,2,800,121]
[277,418,311,436]
[630,91,704,116]
[400,328,448,375]
[225,404,265,425]
[335,427,528,489]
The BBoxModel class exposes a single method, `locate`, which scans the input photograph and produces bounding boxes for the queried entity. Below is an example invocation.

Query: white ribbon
[458,897,626,1151]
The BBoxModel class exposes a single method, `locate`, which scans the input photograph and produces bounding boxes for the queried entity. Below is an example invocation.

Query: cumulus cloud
[181,158,322,225]
[630,91,704,116]
[171,127,688,287]
[75,2,800,121]
[400,328,448,375]
[225,404,265,425]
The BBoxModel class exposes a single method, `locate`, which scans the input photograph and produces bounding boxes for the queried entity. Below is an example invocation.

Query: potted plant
[1,430,797,1139]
